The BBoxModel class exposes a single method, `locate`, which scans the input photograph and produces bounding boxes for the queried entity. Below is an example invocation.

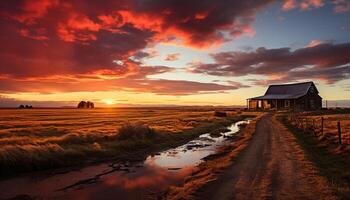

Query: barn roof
[249,82,315,100]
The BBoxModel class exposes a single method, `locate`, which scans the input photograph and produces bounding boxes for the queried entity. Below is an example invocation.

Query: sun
[103,99,114,105]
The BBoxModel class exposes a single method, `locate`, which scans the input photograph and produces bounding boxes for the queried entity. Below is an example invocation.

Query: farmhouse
[247,81,322,110]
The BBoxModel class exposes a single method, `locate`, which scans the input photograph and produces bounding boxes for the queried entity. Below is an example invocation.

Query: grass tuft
[117,123,158,140]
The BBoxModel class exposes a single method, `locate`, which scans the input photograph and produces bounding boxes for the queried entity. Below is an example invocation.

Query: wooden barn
[247,81,322,110]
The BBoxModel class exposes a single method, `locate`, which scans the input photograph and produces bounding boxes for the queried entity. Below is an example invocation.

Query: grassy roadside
[163,113,264,200]
[0,114,254,178]
[278,114,350,199]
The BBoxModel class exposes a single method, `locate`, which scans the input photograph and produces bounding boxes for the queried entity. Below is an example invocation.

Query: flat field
[0,107,254,176]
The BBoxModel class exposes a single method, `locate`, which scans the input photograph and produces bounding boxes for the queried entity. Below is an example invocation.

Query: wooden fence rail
[288,114,348,146]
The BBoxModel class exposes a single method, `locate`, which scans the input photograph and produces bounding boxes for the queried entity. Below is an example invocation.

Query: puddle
[0,119,250,200]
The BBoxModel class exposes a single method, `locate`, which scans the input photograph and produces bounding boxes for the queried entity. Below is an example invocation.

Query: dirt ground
[194,114,337,200]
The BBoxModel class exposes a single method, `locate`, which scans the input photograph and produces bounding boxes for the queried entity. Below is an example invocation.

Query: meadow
[0,107,255,177]
[287,109,350,153]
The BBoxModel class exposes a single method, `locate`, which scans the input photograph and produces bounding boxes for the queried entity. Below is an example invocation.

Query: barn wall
[248,82,322,111]
[297,94,322,110]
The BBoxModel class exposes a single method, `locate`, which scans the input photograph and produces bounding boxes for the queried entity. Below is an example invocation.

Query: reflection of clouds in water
[103,165,183,189]
[124,166,192,189]
[146,147,209,168]
[145,120,250,169]
[67,166,195,200]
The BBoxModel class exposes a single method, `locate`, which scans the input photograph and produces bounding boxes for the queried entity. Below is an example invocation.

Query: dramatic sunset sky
[0,0,349,107]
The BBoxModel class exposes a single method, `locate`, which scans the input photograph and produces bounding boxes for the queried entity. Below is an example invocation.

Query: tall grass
[117,123,157,140]
[0,108,255,177]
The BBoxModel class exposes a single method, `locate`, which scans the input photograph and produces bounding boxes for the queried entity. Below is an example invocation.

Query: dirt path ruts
[195,114,337,200]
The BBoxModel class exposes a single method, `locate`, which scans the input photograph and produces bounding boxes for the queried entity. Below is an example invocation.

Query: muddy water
[0,120,250,200]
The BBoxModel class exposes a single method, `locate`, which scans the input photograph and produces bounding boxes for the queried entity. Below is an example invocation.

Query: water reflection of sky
[0,119,249,200]
[145,120,249,169]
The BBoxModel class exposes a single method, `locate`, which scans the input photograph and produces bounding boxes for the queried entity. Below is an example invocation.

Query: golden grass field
[307,114,350,144]
[0,107,255,176]
[288,110,350,154]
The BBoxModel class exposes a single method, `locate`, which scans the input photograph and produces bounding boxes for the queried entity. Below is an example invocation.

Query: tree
[77,101,94,108]
[77,101,87,108]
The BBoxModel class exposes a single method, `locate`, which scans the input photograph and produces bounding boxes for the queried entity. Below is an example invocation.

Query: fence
[288,113,350,146]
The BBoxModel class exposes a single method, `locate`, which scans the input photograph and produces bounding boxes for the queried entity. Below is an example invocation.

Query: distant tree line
[77,101,94,108]
[18,105,33,109]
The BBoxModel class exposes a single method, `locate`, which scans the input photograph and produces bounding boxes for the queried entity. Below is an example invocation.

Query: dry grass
[0,107,256,176]
[289,112,350,155]
[116,123,157,140]
[280,114,350,199]
[0,108,220,146]
[307,114,350,145]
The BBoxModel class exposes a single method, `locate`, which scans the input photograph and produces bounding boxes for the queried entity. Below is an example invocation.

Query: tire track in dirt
[195,114,337,200]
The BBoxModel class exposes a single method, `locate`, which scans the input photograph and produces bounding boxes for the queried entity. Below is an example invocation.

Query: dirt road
[195,114,337,200]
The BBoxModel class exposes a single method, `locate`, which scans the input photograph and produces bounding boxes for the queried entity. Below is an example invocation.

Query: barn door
[284,100,290,108]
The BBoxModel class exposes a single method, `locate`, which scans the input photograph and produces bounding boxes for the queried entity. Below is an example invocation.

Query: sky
[0,0,349,107]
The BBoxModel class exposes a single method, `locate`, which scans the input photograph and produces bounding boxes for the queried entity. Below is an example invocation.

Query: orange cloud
[282,0,324,11]
[306,39,322,47]
[282,0,297,11]
[164,53,180,61]
[282,0,350,12]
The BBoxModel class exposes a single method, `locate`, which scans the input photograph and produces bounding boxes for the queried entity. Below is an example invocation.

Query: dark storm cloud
[190,42,350,83]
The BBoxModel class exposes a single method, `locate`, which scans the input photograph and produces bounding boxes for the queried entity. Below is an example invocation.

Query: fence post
[338,121,342,145]
[305,118,308,132]
[321,117,324,136]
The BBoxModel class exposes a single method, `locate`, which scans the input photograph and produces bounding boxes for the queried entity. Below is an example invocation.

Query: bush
[214,111,227,117]
[116,123,158,140]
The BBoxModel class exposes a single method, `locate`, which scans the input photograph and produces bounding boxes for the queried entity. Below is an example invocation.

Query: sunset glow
[0,0,349,107]
[103,99,115,105]
[1,1,350,199]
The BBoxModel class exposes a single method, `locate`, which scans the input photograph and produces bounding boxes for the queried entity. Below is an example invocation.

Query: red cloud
[6,0,59,24]
[0,0,275,78]
[1,0,273,48]
[0,0,269,95]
